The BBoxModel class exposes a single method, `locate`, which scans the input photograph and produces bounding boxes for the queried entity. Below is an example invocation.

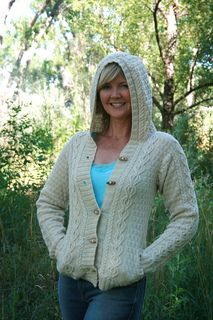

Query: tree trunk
[152,1,213,128]
[161,107,175,131]
[162,3,177,130]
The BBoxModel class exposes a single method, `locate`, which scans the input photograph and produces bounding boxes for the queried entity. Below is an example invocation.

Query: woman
[36,52,199,319]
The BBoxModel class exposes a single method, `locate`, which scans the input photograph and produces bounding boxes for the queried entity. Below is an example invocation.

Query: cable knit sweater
[36,52,199,291]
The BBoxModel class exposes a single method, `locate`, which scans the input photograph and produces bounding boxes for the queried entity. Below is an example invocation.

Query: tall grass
[0,176,212,319]
[0,191,60,320]
[143,176,213,320]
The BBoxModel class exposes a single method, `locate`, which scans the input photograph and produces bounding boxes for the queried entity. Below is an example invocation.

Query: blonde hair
[97,63,125,91]
[95,63,126,131]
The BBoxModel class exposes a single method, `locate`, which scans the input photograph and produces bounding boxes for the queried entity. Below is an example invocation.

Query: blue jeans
[58,274,146,320]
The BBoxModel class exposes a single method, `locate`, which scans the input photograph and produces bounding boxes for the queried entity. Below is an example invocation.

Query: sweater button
[119,156,128,161]
[89,238,97,244]
[107,180,116,185]
[94,209,100,215]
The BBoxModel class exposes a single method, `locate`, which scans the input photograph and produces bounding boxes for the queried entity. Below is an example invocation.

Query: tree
[62,0,213,129]
[1,0,212,129]
[8,0,63,88]
[151,0,213,129]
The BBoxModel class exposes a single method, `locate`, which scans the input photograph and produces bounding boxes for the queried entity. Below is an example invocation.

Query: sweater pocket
[55,236,68,271]
[119,247,145,285]
[55,236,66,260]
[55,236,76,276]
[99,246,145,290]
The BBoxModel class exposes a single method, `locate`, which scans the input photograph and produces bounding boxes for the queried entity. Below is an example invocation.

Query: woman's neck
[104,118,132,140]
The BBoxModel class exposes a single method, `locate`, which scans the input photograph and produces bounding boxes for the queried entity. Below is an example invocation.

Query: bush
[0,102,54,193]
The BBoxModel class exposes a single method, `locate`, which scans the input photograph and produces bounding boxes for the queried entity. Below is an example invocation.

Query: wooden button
[107,180,116,185]
[119,156,128,161]
[89,238,97,244]
[94,209,100,215]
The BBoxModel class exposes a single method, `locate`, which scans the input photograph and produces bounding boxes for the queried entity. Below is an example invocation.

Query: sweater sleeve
[36,140,71,259]
[140,137,199,274]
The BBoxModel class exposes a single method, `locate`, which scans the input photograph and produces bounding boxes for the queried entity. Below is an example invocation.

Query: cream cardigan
[37,52,199,291]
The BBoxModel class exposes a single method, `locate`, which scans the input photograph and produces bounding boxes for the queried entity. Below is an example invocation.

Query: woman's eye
[101,84,111,90]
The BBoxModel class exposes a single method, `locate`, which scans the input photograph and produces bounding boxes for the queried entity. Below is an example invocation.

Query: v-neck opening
[77,133,139,211]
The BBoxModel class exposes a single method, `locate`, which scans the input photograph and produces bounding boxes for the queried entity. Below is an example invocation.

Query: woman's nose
[110,86,120,97]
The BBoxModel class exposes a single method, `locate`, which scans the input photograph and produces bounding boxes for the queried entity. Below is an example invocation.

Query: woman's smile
[110,102,126,107]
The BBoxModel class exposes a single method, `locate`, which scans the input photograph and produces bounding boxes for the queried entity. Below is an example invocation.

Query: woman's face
[99,73,132,121]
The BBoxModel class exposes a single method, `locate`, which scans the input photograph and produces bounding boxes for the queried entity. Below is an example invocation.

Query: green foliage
[0,0,212,318]
[0,96,86,318]
[0,102,54,193]
[173,109,213,179]
[0,190,60,320]
[144,175,213,320]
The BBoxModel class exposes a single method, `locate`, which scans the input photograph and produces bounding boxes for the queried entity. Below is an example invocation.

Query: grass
[0,176,212,319]
[0,192,59,319]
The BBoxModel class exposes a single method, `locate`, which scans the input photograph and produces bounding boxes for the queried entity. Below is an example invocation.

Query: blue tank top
[90,161,116,208]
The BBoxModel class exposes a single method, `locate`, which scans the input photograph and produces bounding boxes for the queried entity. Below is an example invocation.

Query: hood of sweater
[90,52,156,142]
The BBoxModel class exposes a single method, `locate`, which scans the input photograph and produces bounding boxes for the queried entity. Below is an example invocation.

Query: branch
[148,72,164,99]
[174,98,213,115]
[153,96,163,112]
[0,0,16,45]
[49,0,63,17]
[174,82,213,106]
[8,0,16,9]
[4,0,16,23]
[29,0,63,32]
[153,0,165,65]
[188,46,200,90]
[29,0,51,29]
[8,0,63,87]
[158,4,167,21]
[141,1,153,12]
